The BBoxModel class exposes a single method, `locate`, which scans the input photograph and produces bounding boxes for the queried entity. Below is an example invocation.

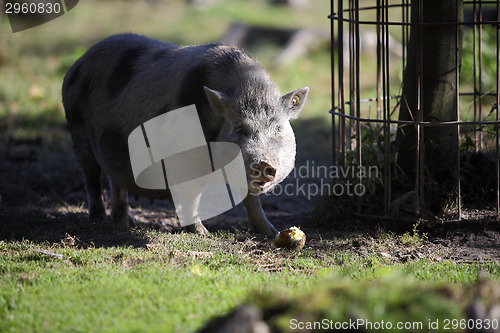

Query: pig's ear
[281,87,309,119]
[204,86,234,120]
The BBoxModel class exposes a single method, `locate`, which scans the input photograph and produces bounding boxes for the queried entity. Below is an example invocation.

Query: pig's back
[62,34,255,128]
[61,34,256,195]
[62,34,177,117]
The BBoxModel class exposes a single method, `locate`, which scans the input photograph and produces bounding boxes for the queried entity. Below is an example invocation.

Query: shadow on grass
[0,207,150,248]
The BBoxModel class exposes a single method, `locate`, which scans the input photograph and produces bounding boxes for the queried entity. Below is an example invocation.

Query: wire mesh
[329,0,500,223]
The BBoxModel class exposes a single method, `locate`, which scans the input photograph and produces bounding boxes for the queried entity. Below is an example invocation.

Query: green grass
[257,277,464,332]
[0,234,307,332]
[1,1,500,332]
[0,233,319,332]
[1,229,499,332]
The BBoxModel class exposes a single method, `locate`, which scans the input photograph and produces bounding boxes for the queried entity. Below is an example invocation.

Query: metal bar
[376,0,387,213]
[345,95,401,104]
[460,92,498,97]
[331,0,337,166]
[456,0,462,221]
[328,17,499,27]
[376,0,383,122]
[473,0,479,152]
[384,0,392,215]
[403,0,409,73]
[478,0,484,151]
[336,92,498,103]
[463,0,498,3]
[329,110,500,126]
[334,3,408,14]
[416,0,424,218]
[355,0,362,214]
[337,0,347,169]
[330,1,499,15]
[348,0,355,152]
[497,0,500,219]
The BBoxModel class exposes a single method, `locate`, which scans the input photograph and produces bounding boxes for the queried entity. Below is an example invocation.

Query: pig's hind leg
[110,180,136,230]
[69,129,107,224]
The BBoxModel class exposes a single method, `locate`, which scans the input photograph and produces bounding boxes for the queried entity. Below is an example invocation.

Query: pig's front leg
[180,191,210,235]
[186,221,210,235]
[243,195,278,237]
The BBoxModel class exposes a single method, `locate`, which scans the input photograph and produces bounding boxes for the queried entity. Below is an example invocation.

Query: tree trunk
[396,0,463,212]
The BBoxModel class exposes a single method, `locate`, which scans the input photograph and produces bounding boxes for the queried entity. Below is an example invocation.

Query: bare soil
[1,129,499,263]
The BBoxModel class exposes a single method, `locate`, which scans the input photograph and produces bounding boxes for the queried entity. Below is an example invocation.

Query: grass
[1,226,499,332]
[1,1,500,332]
[0,233,304,332]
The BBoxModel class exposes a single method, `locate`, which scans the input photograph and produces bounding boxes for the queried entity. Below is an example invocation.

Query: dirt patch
[0,134,499,262]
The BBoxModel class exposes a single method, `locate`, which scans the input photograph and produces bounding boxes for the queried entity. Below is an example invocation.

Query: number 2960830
[5,1,62,15]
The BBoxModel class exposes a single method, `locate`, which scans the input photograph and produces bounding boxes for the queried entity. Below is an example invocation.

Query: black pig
[62,34,308,236]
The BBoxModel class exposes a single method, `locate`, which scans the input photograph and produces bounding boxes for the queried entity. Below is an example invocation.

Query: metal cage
[329,0,500,222]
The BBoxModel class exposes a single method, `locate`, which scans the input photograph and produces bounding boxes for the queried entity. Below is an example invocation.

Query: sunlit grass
[1,230,498,332]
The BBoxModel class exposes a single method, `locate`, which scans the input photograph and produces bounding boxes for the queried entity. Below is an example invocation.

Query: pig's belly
[103,165,174,200]
[92,123,174,200]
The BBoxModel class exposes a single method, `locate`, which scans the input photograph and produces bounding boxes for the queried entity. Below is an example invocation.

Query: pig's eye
[292,96,300,106]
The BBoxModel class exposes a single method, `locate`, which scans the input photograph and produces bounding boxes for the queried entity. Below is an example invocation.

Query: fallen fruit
[274,226,306,251]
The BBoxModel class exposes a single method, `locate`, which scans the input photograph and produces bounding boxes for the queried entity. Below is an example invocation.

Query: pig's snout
[250,161,277,191]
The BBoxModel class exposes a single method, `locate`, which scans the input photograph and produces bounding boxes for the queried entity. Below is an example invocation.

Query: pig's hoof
[128,213,137,227]
[185,223,210,235]
[251,223,278,237]
[112,212,136,230]
[89,208,107,224]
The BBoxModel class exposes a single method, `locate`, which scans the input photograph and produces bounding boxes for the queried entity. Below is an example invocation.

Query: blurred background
[0,0,332,159]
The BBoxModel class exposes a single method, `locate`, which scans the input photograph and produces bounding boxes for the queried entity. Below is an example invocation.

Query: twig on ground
[34,249,64,259]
